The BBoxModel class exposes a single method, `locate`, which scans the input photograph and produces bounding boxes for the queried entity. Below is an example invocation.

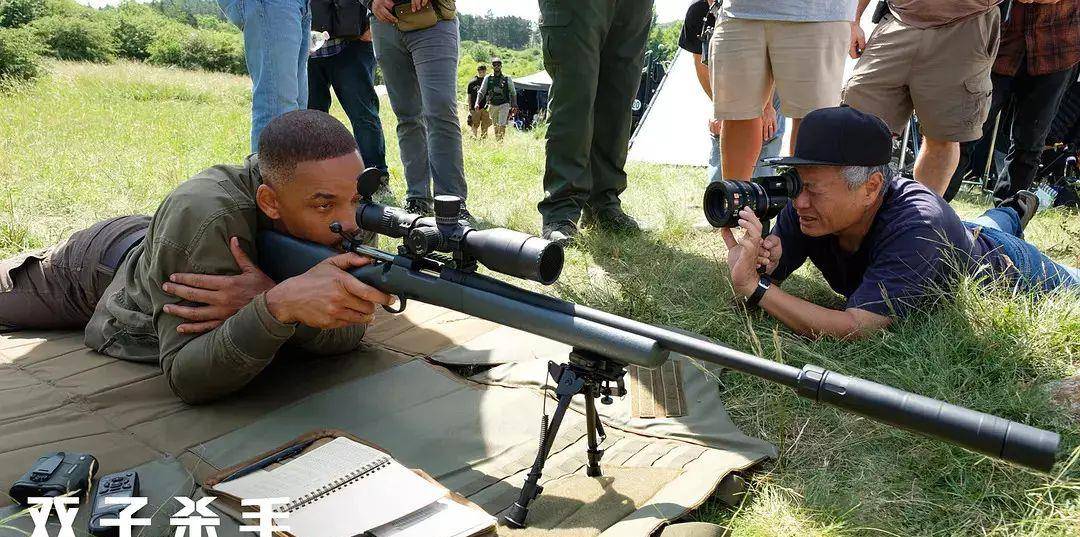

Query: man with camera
[0,111,395,403]
[720,106,1078,339]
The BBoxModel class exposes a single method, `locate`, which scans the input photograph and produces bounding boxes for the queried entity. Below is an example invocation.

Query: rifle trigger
[383,296,407,314]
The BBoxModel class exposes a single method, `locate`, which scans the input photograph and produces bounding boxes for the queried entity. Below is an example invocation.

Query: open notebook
[207,436,495,537]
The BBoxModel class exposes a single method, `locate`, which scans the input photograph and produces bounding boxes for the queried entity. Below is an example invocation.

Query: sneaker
[997,189,1039,232]
[581,207,641,233]
[404,198,434,217]
[1034,183,1059,209]
[542,220,579,247]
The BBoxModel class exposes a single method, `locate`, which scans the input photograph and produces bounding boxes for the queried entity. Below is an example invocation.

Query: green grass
[2,61,1079,536]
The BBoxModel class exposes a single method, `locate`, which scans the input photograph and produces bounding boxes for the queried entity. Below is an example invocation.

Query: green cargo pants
[536,0,653,226]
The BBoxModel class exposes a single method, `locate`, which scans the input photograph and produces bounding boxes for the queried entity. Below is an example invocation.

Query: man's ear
[256,184,282,220]
[864,171,884,205]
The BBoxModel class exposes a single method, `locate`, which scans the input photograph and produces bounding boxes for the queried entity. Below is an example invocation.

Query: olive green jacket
[84,156,366,404]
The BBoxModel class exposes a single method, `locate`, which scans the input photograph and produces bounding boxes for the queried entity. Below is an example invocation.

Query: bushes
[0,26,42,85]
[111,3,164,60]
[30,15,116,62]
[148,26,245,75]
[0,0,87,28]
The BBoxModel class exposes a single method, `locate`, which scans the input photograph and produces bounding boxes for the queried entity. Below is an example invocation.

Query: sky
[76,0,687,22]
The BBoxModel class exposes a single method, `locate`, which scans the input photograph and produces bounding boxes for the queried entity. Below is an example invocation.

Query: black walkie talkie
[871,0,889,24]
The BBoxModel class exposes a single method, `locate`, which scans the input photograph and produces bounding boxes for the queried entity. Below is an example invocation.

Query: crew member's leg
[0,216,149,330]
[769,20,847,156]
[537,0,605,239]
[232,0,311,152]
[480,108,492,138]
[992,64,1077,201]
[306,54,333,113]
[408,19,467,202]
[332,40,389,172]
[908,8,999,195]
[491,103,511,141]
[710,17,768,180]
[373,18,432,208]
[948,72,1013,201]
[584,0,651,229]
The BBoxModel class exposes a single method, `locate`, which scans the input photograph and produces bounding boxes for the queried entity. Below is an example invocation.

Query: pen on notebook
[222,440,315,482]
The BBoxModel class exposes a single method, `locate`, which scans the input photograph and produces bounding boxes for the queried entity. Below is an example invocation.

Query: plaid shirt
[311,37,350,59]
[994,0,1080,76]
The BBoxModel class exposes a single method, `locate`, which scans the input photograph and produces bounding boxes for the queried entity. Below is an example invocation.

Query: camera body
[9,452,98,505]
[703,168,802,228]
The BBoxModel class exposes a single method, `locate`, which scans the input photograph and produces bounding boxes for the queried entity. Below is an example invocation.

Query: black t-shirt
[771,176,997,318]
[679,0,714,55]
[467,76,484,109]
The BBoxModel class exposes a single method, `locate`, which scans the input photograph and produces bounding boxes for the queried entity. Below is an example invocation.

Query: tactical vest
[488,74,512,106]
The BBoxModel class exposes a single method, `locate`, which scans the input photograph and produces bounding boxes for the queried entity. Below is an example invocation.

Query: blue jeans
[371,17,466,202]
[967,207,1080,291]
[218,0,311,152]
[308,40,388,171]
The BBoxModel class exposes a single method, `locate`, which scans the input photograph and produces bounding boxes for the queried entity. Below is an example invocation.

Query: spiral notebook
[207,436,495,537]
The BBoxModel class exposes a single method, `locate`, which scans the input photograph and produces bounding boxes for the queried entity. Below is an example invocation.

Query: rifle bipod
[503,349,627,529]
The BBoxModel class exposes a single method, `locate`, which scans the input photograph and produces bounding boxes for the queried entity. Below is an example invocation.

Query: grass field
[2,61,1080,536]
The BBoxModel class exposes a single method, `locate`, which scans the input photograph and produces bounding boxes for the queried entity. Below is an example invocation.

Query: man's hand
[265,253,396,329]
[371,0,398,23]
[721,208,766,297]
[162,237,276,334]
[360,28,372,42]
[759,234,782,275]
[708,118,722,136]
[411,0,430,12]
[849,22,866,59]
[761,104,777,143]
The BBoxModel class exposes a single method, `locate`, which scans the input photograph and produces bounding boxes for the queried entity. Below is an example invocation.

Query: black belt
[102,227,148,270]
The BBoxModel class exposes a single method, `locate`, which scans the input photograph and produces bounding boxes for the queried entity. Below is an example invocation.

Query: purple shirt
[771,176,997,317]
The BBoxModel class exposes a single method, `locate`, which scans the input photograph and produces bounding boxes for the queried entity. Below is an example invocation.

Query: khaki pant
[842,9,1000,142]
[0,215,149,329]
[470,107,491,138]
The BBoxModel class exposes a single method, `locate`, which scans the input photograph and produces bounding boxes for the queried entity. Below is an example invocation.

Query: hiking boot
[997,189,1039,232]
[581,207,641,233]
[458,205,475,225]
[542,220,578,247]
[404,197,434,217]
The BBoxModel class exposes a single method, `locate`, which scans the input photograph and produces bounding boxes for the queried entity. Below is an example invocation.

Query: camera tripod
[502,349,627,529]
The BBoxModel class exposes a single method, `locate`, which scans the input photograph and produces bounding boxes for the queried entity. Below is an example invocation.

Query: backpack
[311,0,369,39]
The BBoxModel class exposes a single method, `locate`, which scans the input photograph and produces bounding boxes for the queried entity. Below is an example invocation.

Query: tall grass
[1,61,1078,535]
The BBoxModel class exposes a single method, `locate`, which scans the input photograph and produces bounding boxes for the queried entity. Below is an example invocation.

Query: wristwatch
[745,275,772,308]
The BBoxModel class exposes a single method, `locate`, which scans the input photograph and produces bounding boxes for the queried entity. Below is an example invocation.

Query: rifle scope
[354,169,563,285]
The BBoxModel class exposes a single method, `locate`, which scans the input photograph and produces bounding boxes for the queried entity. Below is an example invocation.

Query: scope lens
[463,228,564,285]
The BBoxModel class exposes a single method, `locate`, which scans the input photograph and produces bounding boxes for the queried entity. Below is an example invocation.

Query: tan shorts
[841,9,1000,142]
[709,18,849,120]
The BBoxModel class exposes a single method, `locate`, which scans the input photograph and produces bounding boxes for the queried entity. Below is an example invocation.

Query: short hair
[257,109,357,184]
[840,164,892,194]
[478,64,487,70]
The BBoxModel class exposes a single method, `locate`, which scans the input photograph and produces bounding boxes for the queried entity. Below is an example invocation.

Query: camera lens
[702,169,802,228]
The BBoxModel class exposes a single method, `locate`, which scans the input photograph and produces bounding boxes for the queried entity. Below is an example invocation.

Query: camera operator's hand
[849,22,866,59]
[162,237,276,334]
[708,118,722,136]
[759,235,782,275]
[721,208,765,297]
[265,253,396,329]
[371,0,398,23]
[411,0,430,13]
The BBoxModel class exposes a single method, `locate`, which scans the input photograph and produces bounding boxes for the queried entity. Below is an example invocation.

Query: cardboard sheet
[0,302,775,536]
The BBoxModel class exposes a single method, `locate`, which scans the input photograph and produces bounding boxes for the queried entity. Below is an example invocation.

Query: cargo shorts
[842,9,1000,142]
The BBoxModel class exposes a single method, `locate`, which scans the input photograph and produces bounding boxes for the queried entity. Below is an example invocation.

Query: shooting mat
[0,302,776,536]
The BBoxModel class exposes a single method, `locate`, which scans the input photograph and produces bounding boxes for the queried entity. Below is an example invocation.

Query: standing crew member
[467,64,492,139]
[478,58,517,141]
[537,0,653,246]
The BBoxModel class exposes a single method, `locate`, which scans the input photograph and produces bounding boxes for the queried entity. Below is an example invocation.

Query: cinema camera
[258,168,1061,529]
[703,168,802,228]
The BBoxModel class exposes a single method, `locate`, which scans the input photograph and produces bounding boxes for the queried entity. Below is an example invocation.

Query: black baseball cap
[765,105,892,167]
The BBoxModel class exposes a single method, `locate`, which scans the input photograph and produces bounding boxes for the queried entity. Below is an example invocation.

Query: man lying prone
[722,106,1079,339]
[0,110,394,403]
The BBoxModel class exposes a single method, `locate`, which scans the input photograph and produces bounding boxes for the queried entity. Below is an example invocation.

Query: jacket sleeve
[508,78,517,107]
[149,210,299,404]
[288,324,368,355]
